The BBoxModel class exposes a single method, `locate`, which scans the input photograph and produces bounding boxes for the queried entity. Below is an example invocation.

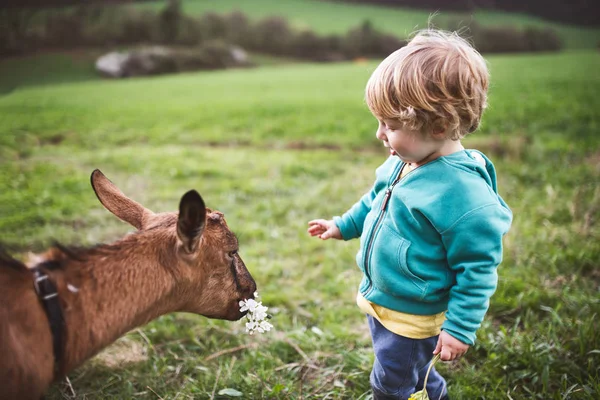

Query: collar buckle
[33,271,49,295]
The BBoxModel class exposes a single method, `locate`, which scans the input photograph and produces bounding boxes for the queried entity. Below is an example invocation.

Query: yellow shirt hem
[357,293,445,339]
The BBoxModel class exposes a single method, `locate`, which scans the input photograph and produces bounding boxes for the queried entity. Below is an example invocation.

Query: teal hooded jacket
[334,150,512,345]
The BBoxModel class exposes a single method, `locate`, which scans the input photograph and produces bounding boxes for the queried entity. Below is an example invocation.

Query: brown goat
[0,169,257,400]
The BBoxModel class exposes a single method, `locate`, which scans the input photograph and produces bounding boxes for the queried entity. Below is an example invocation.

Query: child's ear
[431,120,448,138]
[432,127,447,138]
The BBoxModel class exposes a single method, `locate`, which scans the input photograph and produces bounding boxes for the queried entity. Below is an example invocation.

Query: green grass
[1,51,598,154]
[0,51,102,94]
[133,0,600,50]
[0,51,599,399]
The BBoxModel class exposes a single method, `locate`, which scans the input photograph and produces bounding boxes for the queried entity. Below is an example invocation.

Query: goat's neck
[57,238,180,372]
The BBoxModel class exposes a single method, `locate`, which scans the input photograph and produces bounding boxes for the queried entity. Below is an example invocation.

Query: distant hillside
[134,0,600,49]
[324,0,600,27]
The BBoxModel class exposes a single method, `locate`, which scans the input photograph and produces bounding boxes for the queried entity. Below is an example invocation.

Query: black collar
[32,266,65,375]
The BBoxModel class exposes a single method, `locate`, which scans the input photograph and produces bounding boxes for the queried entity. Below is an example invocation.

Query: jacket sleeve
[333,158,393,240]
[440,203,512,345]
[333,191,374,240]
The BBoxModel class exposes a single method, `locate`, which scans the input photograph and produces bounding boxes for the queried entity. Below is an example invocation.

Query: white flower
[245,321,258,334]
[258,320,273,332]
[240,292,273,335]
[239,298,258,313]
[250,305,268,322]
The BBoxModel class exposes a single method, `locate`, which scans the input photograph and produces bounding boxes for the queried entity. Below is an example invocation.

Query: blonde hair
[365,29,489,140]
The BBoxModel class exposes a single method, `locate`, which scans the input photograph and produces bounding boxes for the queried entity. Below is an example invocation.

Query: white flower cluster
[239,292,273,335]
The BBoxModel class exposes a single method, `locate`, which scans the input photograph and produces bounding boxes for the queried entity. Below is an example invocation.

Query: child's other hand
[433,331,470,361]
[307,219,342,240]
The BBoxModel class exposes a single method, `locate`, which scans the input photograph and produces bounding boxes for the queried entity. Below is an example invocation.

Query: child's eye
[382,120,395,130]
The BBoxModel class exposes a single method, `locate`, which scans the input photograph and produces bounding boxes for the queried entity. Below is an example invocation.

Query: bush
[0,8,39,56]
[523,27,562,52]
[447,20,563,53]
[174,15,203,46]
[341,20,406,58]
[159,0,182,44]
[291,31,346,61]
[176,40,251,71]
[252,16,295,55]
[124,48,178,77]
[472,24,529,53]
[224,11,253,47]
[119,9,158,45]
[2,6,563,62]
[44,11,85,47]
[198,12,229,41]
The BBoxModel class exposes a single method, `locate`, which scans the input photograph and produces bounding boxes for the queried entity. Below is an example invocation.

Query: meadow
[1,34,599,400]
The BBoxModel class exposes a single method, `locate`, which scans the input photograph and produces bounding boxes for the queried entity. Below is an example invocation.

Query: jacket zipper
[362,162,405,294]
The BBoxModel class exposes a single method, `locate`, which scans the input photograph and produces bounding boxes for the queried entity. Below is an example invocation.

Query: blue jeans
[368,315,448,400]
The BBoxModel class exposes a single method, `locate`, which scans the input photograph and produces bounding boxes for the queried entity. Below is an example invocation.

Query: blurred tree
[159,0,182,44]
[0,8,37,55]
[0,0,134,56]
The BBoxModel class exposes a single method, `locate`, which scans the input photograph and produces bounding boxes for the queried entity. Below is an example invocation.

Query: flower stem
[423,354,441,390]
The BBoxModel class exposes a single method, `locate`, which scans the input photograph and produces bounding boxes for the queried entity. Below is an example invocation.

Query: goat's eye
[228,250,238,258]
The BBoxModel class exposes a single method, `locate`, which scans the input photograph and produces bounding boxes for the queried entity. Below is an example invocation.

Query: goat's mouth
[232,293,256,320]
[238,300,249,318]
[228,309,246,321]
[222,298,246,321]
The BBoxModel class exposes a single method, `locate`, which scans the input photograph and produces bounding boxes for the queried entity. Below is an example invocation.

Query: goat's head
[90,169,257,321]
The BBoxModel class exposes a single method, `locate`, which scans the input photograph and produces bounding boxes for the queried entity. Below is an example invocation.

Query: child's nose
[376,127,386,141]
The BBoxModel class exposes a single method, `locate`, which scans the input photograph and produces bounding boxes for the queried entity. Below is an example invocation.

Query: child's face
[375,119,446,165]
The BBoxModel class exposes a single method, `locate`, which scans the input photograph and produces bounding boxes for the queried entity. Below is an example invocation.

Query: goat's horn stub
[177,190,206,253]
[90,169,150,230]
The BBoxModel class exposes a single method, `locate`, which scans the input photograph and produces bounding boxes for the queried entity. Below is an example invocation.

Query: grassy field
[1,48,599,399]
[133,0,600,50]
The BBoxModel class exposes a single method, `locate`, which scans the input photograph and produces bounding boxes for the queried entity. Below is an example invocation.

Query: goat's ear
[177,190,206,253]
[90,169,151,230]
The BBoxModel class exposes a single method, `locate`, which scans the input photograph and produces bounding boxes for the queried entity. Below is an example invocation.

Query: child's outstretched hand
[433,331,470,361]
[307,219,342,240]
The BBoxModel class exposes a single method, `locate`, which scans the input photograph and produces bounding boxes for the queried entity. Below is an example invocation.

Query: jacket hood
[462,149,499,193]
